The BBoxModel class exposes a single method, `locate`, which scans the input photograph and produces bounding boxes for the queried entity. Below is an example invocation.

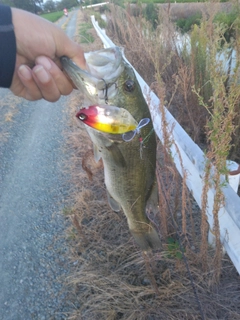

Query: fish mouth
[61,47,124,104]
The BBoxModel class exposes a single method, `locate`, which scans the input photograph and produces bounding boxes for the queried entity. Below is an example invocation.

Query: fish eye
[124,80,135,93]
[79,113,87,121]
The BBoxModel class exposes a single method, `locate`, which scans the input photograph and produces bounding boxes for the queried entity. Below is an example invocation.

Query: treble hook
[101,78,108,104]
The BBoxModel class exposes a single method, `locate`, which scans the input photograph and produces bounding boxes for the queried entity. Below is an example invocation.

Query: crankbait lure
[76,105,138,134]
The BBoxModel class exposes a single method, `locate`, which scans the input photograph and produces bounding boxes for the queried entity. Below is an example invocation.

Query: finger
[17,65,43,101]
[55,35,87,69]
[32,65,61,102]
[35,56,73,95]
[67,43,86,70]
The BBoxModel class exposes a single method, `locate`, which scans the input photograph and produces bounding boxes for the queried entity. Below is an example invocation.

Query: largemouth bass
[61,47,161,250]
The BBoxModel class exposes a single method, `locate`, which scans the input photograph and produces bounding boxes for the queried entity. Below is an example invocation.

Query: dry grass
[157,2,233,21]
[107,4,208,145]
[62,7,240,320]
[65,94,240,318]
[64,94,240,318]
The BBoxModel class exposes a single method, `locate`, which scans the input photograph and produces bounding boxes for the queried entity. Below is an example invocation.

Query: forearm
[0,5,16,88]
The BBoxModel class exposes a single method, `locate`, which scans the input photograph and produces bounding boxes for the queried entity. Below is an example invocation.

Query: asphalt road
[0,11,79,320]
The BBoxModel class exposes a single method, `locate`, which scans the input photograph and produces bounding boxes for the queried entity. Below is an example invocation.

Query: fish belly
[100,139,161,250]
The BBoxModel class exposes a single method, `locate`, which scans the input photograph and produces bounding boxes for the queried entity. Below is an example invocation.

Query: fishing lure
[76,105,138,134]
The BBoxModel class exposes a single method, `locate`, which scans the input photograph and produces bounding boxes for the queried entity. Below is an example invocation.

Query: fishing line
[139,129,154,159]
[101,78,108,104]
[142,127,154,144]
[122,118,153,159]
[157,163,206,320]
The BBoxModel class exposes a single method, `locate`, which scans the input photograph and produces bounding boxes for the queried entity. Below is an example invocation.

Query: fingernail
[35,56,52,70]
[18,65,32,80]
[34,65,50,83]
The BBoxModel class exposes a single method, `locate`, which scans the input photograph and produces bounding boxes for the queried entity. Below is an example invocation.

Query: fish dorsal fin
[106,143,126,167]
[106,191,121,212]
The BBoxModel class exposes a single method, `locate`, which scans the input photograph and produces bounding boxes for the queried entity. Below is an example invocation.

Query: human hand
[10,8,86,102]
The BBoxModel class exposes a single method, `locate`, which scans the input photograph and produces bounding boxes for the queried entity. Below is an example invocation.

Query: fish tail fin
[131,226,161,251]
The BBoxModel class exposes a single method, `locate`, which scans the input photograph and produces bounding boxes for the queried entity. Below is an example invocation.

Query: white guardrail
[82,2,109,9]
[90,16,240,274]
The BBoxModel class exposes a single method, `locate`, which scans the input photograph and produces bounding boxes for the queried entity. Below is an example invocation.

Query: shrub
[176,12,202,33]
[143,2,159,29]
[214,9,240,42]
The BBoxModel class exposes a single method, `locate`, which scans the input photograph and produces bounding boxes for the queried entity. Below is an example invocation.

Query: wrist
[0,5,16,88]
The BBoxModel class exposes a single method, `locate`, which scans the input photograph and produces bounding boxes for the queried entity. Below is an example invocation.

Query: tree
[56,0,79,11]
[0,0,44,13]
[43,0,56,12]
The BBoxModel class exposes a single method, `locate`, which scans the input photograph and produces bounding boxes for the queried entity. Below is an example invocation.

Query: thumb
[56,35,87,70]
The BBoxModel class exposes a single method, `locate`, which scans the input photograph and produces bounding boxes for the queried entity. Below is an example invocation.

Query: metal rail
[82,2,109,9]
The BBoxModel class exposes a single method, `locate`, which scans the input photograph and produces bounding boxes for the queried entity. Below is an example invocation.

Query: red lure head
[76,106,98,127]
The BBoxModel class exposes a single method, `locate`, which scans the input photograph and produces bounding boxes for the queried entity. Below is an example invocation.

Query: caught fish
[61,47,161,250]
[76,105,138,134]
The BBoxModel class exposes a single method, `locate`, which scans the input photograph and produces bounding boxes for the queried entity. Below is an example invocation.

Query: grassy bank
[40,11,64,22]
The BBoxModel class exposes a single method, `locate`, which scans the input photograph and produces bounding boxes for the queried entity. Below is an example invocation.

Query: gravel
[0,11,79,320]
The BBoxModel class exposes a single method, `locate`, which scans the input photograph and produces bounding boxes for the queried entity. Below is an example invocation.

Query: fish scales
[61,47,161,250]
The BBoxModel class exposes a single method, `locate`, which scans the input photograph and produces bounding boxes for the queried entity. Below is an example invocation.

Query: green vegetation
[166,237,184,259]
[94,12,108,29]
[0,0,78,14]
[40,11,64,22]
[175,6,240,38]
[79,22,95,43]
[132,0,202,3]
[143,2,158,28]
[176,12,202,33]
[190,23,212,102]
[214,9,240,42]
[0,0,43,13]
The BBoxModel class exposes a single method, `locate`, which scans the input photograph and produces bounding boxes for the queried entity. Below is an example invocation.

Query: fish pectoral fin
[106,144,126,167]
[93,144,102,163]
[107,191,121,212]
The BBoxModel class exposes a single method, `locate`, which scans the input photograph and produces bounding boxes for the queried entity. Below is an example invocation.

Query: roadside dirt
[0,11,82,320]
